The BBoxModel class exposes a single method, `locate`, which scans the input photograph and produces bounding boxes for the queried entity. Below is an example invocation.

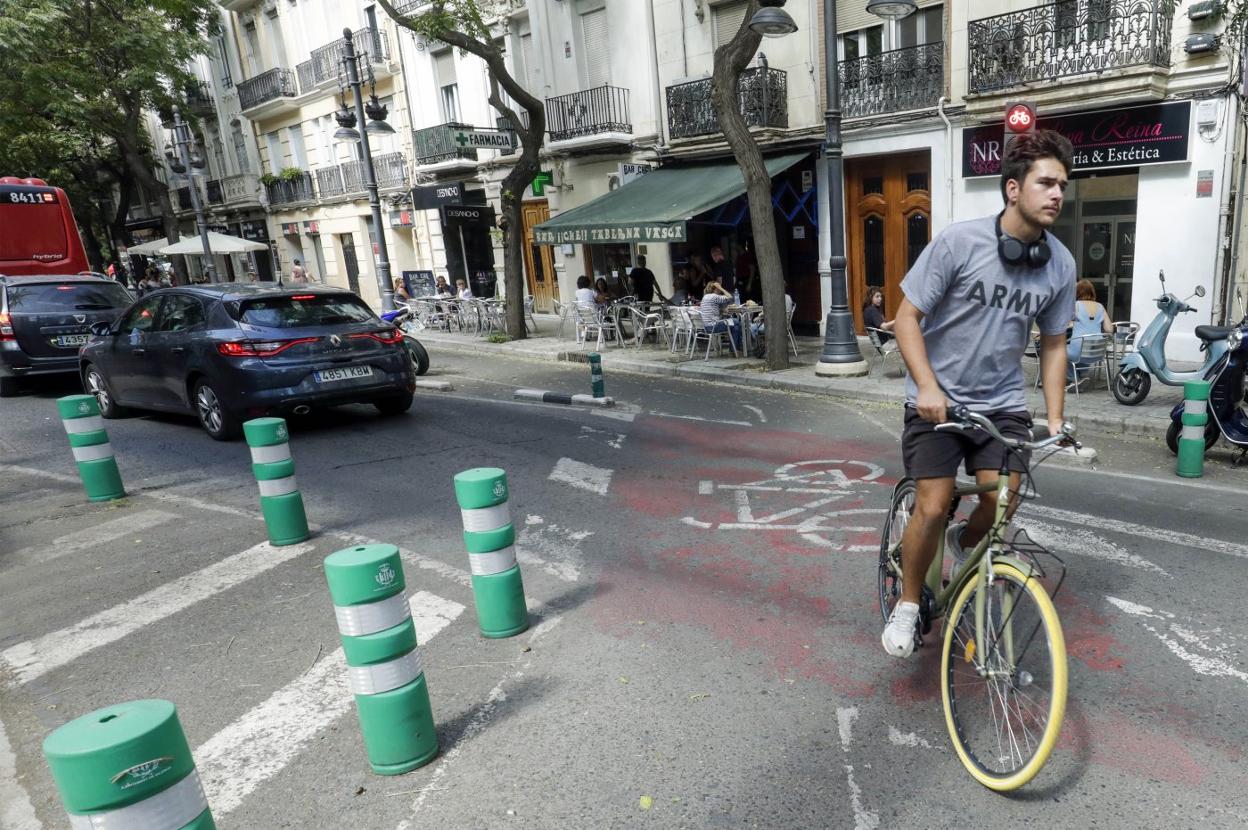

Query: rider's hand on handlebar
[1047,418,1071,446]
[916,385,949,424]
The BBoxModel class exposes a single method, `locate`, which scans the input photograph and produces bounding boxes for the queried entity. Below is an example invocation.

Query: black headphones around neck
[995,212,1051,269]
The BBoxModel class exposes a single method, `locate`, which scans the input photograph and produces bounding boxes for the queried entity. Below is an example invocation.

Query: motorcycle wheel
[1112,368,1152,406]
[1165,419,1220,455]
[404,336,430,376]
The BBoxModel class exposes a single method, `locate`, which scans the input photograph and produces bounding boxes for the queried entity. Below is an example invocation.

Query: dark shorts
[902,407,1033,479]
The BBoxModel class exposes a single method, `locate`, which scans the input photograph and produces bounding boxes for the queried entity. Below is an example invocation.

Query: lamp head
[749,1,798,37]
[866,0,917,20]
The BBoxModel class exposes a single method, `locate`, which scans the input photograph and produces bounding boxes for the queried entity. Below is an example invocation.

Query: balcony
[841,42,944,119]
[968,0,1173,94]
[546,85,632,147]
[205,179,225,206]
[313,154,407,202]
[413,122,479,171]
[221,173,262,207]
[265,171,316,207]
[300,28,392,93]
[219,0,260,11]
[666,66,787,141]
[494,114,529,157]
[186,81,215,117]
[392,0,521,19]
[238,67,299,119]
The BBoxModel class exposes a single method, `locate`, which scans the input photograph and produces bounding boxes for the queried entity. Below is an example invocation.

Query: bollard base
[78,458,125,502]
[471,566,529,639]
[179,808,217,829]
[355,675,439,775]
[259,492,310,546]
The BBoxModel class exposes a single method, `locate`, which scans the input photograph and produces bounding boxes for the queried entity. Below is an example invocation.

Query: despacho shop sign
[411,181,463,210]
[962,100,1191,178]
[440,204,496,226]
[534,223,687,245]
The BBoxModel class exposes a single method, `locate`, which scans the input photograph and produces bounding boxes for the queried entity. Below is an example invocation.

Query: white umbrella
[159,231,267,256]
[127,237,169,255]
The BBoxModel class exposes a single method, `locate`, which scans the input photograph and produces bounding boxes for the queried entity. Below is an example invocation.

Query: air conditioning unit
[606,173,622,191]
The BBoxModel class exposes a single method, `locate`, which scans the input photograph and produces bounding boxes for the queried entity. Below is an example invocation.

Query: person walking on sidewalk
[629,255,665,303]
[881,129,1078,659]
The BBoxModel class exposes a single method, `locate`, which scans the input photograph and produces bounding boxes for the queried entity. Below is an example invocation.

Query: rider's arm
[893,296,947,423]
[1038,332,1068,437]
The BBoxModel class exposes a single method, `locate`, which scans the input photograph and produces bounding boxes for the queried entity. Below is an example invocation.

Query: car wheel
[404,336,430,376]
[0,375,19,398]
[82,364,127,418]
[375,392,414,416]
[194,379,242,440]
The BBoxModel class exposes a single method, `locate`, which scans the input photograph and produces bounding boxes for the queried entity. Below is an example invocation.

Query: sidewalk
[416,314,1183,439]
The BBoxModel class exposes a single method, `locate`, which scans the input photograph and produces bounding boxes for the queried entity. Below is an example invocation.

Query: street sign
[411,181,464,210]
[449,128,515,151]
[441,204,496,226]
[531,170,553,197]
[618,163,652,186]
[1003,100,1036,158]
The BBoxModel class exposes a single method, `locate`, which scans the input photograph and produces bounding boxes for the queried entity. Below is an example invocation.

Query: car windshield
[234,294,377,328]
[5,281,132,312]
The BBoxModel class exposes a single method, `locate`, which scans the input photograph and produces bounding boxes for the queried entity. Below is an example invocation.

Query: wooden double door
[845,152,932,332]
[521,201,557,312]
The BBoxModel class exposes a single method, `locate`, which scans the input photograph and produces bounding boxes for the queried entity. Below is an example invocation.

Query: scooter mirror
[1194,285,1207,298]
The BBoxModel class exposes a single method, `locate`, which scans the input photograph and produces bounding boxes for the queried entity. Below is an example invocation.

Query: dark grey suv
[0,275,132,397]
[79,284,415,440]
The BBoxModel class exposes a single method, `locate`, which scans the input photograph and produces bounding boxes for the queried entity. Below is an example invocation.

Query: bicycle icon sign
[681,459,889,551]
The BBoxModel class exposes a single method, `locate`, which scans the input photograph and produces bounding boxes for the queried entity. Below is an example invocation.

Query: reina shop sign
[962,101,1191,178]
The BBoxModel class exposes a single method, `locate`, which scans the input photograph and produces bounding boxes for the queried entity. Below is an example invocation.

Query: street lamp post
[166,105,218,284]
[338,27,397,313]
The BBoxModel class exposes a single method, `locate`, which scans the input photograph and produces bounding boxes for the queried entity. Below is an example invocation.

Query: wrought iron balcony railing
[316,166,346,199]
[238,67,298,111]
[342,152,408,194]
[546,85,631,142]
[265,172,316,206]
[205,178,225,205]
[968,0,1172,93]
[305,28,390,88]
[666,67,787,140]
[413,122,479,165]
[841,42,944,118]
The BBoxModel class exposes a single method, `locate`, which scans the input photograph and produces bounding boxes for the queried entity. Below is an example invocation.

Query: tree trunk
[116,109,185,284]
[711,1,790,371]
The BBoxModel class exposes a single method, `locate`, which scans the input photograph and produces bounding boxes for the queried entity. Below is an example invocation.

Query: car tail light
[290,294,315,301]
[350,329,404,345]
[217,337,318,357]
[0,313,13,341]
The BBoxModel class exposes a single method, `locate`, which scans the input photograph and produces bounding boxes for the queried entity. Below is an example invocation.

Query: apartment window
[839,26,883,62]
[243,22,262,75]
[580,8,609,87]
[712,0,749,49]
[520,32,535,90]
[231,123,251,173]
[434,50,460,122]
[897,5,943,49]
[216,37,233,89]
[286,125,307,170]
[265,132,285,172]
[1056,0,1110,47]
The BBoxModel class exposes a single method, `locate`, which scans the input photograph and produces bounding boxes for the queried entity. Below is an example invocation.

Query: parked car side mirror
[89,321,114,337]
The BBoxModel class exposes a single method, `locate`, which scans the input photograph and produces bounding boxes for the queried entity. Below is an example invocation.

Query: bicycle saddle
[1195,325,1234,342]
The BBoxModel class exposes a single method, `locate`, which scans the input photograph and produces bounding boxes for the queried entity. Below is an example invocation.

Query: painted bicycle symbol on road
[681,459,889,551]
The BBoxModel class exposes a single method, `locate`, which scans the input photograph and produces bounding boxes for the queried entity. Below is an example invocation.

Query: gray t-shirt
[901,216,1076,411]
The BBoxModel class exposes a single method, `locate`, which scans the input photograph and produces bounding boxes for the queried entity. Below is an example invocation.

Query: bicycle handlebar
[936,405,1081,452]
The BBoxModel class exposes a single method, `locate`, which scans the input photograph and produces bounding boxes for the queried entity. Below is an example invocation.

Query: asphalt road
[1,350,1246,829]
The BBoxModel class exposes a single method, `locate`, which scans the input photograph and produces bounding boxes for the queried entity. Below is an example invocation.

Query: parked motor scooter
[380,306,431,377]
[1166,290,1248,463]
[1112,270,1227,405]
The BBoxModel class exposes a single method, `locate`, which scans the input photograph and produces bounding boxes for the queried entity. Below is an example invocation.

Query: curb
[514,388,615,407]
[415,380,453,391]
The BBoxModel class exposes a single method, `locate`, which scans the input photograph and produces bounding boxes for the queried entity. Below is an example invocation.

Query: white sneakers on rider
[882,601,921,658]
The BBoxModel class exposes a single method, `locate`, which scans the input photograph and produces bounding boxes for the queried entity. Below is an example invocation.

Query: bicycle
[877,407,1077,791]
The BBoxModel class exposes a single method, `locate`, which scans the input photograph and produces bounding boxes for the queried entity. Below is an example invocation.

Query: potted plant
[278,167,305,182]
[259,172,279,187]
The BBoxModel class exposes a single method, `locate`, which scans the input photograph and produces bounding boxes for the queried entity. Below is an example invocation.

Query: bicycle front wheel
[940,561,1067,791]
[878,479,915,623]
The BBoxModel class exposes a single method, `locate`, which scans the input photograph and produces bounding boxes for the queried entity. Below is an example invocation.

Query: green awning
[533,152,808,245]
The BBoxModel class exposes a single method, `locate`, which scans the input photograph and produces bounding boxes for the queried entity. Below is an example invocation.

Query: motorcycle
[380,306,430,377]
[1112,270,1227,406]
[1166,290,1248,462]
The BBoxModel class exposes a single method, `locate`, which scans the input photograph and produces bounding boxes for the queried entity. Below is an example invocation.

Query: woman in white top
[456,278,474,300]
[574,275,597,307]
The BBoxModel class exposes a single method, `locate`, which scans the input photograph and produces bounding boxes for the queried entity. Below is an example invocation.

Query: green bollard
[324,543,438,775]
[243,417,309,546]
[43,699,215,829]
[453,468,529,638]
[1177,379,1212,478]
[589,352,605,398]
[57,395,125,502]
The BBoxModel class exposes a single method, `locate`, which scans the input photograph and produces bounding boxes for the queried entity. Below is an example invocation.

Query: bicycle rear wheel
[877,479,915,623]
[940,561,1067,791]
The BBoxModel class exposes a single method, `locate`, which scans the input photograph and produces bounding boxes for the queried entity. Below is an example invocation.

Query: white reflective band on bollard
[468,546,517,576]
[257,476,298,497]
[1184,400,1208,416]
[249,443,292,464]
[460,503,510,533]
[66,769,208,830]
[62,415,105,435]
[347,650,423,696]
[71,443,114,463]
[334,590,412,637]
[1182,425,1206,441]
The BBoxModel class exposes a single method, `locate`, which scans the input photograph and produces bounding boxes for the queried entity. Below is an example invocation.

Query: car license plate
[54,334,88,348]
[315,365,374,383]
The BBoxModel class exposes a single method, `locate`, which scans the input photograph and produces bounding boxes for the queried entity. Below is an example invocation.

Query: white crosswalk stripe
[549,457,613,496]
[9,509,180,566]
[195,591,465,815]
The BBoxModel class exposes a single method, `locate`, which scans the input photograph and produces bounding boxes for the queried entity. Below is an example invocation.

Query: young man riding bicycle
[882,130,1078,658]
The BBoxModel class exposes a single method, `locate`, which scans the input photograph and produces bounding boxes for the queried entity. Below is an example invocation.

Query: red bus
[0,177,91,276]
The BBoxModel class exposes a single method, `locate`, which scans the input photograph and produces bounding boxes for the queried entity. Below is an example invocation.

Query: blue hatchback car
[80,284,415,440]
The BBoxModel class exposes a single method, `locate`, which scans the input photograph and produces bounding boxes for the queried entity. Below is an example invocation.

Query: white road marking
[197,592,465,816]
[1031,504,1248,562]
[517,522,591,582]
[549,457,613,496]
[743,404,767,423]
[835,707,878,830]
[1,541,314,685]
[11,509,179,566]
[578,424,625,449]
[888,725,938,749]
[1059,464,1248,496]
[0,717,40,830]
[1018,520,1169,576]
[698,480,714,495]
[0,464,77,484]
[591,409,636,422]
[1107,596,1248,687]
[647,411,753,426]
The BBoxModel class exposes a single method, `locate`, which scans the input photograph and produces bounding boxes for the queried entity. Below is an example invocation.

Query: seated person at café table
[669,275,691,306]
[1068,278,1114,380]
[699,280,742,352]
[593,277,613,307]
[751,286,795,340]
[575,275,597,308]
[862,287,895,341]
[435,275,453,298]
[456,278,473,299]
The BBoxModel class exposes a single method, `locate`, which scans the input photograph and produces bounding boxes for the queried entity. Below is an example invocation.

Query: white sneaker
[882,601,921,658]
[946,520,968,570]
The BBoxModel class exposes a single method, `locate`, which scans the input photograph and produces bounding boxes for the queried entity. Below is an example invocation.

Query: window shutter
[713,0,749,48]
[581,9,609,86]
[434,50,456,88]
[520,33,534,89]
